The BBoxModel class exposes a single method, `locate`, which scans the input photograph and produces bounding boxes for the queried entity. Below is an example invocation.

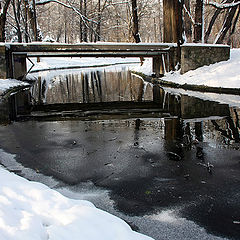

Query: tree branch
[206,0,240,9]
[36,0,96,23]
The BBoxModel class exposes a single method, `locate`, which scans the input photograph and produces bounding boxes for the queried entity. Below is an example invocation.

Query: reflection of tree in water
[211,108,240,143]
[181,108,240,151]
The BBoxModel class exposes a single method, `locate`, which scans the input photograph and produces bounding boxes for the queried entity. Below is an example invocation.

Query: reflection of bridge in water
[7,68,238,144]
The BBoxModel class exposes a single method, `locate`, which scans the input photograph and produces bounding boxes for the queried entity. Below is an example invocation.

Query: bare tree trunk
[12,0,22,42]
[23,0,41,41]
[95,0,101,42]
[0,0,11,42]
[194,0,203,43]
[204,8,221,42]
[163,0,183,69]
[154,17,157,42]
[163,0,183,43]
[83,0,88,42]
[32,0,40,41]
[79,0,83,42]
[131,0,141,43]
[23,0,29,42]
[227,5,240,46]
[204,0,233,43]
[184,0,192,42]
[216,0,239,44]
[89,0,93,42]
[158,0,163,42]
[64,10,67,43]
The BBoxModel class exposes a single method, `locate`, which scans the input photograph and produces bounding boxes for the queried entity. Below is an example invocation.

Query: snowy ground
[0,164,153,240]
[163,87,240,108]
[0,79,29,95]
[28,57,141,72]
[161,48,240,89]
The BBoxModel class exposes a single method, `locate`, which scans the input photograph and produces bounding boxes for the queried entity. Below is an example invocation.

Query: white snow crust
[0,79,29,94]
[161,48,240,89]
[0,166,153,240]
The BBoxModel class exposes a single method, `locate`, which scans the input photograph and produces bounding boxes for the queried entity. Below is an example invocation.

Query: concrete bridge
[0,42,230,80]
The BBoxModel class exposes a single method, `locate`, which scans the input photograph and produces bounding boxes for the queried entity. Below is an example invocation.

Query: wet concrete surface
[0,118,239,240]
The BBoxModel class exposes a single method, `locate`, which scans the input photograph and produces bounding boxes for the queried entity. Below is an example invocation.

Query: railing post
[152,56,164,77]
[0,45,7,79]
[12,54,27,80]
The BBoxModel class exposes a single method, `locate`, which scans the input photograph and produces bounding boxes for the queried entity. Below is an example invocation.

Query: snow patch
[0,162,153,240]
[150,210,178,223]
[162,48,240,89]
[0,79,29,94]
[163,87,240,108]
[28,57,141,72]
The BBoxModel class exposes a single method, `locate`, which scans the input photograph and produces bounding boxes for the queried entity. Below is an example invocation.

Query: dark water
[0,68,240,240]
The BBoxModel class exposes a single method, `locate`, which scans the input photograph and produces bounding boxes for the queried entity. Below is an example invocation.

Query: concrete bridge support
[0,45,27,79]
[11,54,27,79]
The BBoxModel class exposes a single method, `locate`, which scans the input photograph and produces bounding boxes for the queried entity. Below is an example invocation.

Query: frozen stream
[0,66,239,240]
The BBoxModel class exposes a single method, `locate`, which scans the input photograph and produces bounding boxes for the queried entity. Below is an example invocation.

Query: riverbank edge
[133,72,240,96]
[0,84,31,123]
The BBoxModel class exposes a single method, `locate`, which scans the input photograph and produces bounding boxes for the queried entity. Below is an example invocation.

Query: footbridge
[0,43,178,80]
[0,42,230,80]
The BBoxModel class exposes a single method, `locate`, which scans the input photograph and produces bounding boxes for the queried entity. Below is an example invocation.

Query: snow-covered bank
[163,87,240,108]
[161,49,240,89]
[0,165,153,240]
[0,79,29,95]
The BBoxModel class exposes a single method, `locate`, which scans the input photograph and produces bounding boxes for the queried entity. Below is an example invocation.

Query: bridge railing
[3,43,178,79]
[1,43,230,80]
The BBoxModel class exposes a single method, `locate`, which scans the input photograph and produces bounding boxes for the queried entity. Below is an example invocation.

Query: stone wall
[0,89,31,123]
[180,44,230,74]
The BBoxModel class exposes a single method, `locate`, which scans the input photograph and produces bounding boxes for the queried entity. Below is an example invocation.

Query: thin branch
[206,0,240,9]
[36,0,96,23]
[36,0,104,41]
[183,3,195,25]
[2,0,11,16]
[6,20,18,30]
[6,13,31,39]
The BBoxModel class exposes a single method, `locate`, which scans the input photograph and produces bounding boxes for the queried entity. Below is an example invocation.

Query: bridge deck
[8,42,176,58]
[7,42,177,51]
[15,52,169,58]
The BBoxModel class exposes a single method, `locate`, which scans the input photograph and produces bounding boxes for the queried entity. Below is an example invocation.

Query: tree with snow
[0,0,11,42]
